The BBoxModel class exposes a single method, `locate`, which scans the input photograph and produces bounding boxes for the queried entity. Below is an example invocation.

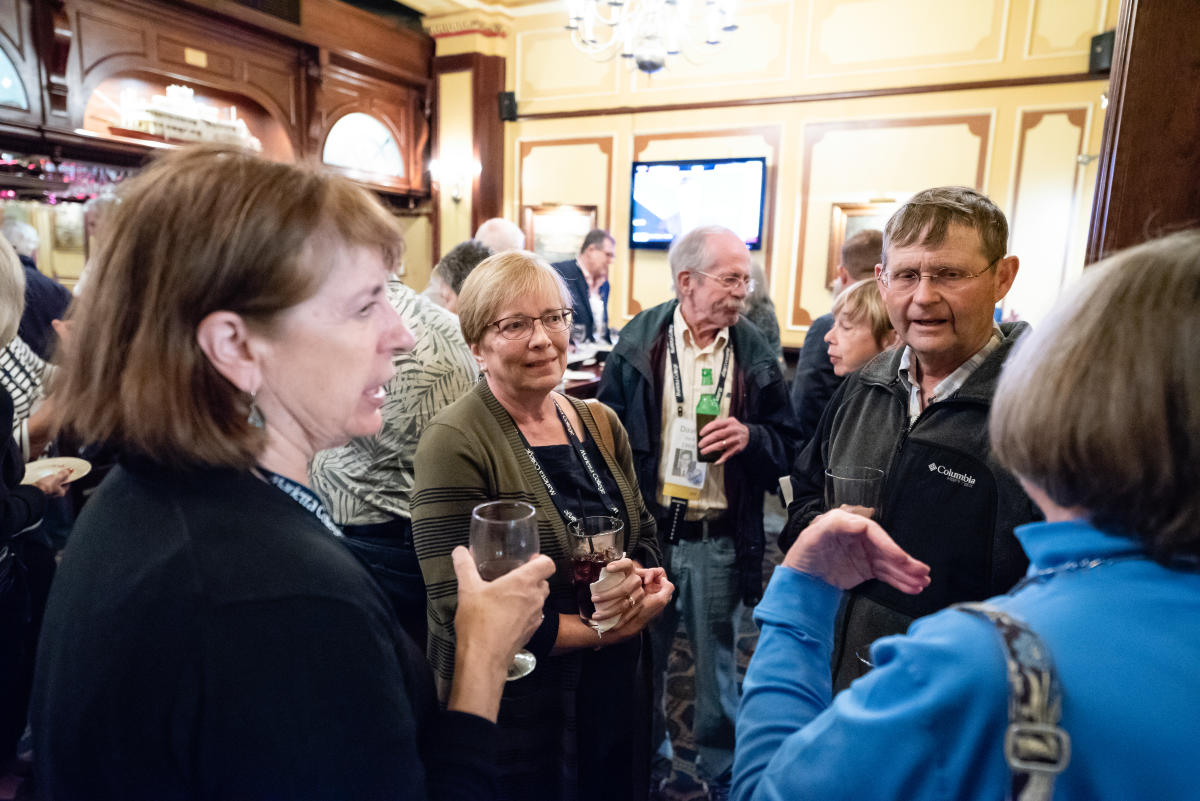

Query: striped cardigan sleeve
[411,419,493,702]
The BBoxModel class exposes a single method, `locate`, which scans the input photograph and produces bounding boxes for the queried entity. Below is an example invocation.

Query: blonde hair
[456,250,572,345]
[832,278,893,348]
[991,230,1200,561]
[0,236,26,347]
[54,145,403,469]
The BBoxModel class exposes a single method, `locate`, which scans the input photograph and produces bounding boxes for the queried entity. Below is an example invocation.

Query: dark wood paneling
[158,35,235,78]
[309,58,428,195]
[0,0,41,126]
[177,0,432,88]
[470,54,504,234]
[55,0,304,156]
[1086,0,1200,262]
[0,0,22,53]
[76,10,145,78]
[517,73,1099,121]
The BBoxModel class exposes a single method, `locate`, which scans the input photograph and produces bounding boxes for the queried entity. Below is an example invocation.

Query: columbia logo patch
[928,461,976,487]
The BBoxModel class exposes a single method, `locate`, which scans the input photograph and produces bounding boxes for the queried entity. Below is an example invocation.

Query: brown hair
[580,228,614,253]
[832,278,893,348]
[840,228,883,280]
[457,250,571,345]
[54,145,403,469]
[991,230,1200,561]
[883,187,1008,267]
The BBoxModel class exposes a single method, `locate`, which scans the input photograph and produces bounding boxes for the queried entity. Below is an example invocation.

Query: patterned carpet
[653,495,787,800]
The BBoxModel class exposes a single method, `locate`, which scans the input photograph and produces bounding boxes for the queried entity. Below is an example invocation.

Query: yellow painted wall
[436,69,476,264]
[428,0,1119,344]
[398,210,435,291]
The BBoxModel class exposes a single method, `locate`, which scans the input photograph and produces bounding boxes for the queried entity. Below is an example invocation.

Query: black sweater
[32,459,496,801]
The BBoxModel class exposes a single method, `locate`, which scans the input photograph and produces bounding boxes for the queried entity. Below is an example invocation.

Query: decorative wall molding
[791,113,992,327]
[516,72,1098,121]
[426,18,508,39]
[629,126,780,321]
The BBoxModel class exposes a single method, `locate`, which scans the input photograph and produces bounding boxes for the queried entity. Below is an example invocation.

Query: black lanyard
[514,400,621,526]
[258,467,343,538]
[667,319,731,417]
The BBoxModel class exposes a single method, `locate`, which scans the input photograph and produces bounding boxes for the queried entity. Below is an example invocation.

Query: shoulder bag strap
[582,397,616,457]
[955,602,1071,801]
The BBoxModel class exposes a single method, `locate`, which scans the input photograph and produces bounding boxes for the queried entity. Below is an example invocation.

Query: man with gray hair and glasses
[598,225,797,800]
[783,186,1039,692]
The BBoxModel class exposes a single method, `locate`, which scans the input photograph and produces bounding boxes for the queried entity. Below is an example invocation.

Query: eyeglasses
[488,309,574,340]
[694,271,756,293]
[877,258,1000,292]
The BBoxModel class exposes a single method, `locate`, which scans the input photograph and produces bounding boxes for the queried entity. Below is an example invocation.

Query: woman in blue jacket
[734,230,1200,801]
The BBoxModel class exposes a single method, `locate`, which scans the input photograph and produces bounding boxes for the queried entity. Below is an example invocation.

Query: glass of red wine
[469,500,540,680]
[567,515,626,631]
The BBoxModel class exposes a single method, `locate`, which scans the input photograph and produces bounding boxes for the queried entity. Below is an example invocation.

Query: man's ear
[675,269,693,298]
[993,255,1019,302]
[196,310,262,394]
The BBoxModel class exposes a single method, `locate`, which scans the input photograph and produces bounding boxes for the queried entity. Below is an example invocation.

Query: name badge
[662,416,706,500]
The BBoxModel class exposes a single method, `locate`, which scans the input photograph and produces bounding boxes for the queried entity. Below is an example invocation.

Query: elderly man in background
[784,186,1038,692]
[1,219,72,362]
[420,239,493,315]
[473,217,525,254]
[552,228,615,343]
[598,225,797,800]
[789,228,882,452]
[311,240,478,646]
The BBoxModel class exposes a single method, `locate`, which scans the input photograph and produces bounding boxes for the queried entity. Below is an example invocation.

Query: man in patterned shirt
[311,245,478,646]
[784,186,1039,692]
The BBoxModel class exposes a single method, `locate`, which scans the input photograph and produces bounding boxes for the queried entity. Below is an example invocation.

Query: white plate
[21,456,92,485]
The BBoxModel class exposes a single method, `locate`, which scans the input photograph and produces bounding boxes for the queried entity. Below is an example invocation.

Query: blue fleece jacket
[734,519,1200,801]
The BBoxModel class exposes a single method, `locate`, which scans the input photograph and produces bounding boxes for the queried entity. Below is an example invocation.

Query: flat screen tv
[629,156,766,250]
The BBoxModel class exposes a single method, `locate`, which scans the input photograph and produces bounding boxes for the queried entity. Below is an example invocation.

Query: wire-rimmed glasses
[694,271,756,294]
[488,309,574,340]
[877,258,1000,292]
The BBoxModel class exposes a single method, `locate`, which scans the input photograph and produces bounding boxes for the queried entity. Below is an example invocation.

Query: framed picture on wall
[827,201,895,288]
[521,204,598,265]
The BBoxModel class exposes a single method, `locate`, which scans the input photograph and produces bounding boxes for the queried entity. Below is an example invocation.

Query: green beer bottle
[696,392,720,463]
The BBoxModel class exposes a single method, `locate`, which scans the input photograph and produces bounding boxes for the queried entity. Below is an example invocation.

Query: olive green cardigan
[410,378,660,702]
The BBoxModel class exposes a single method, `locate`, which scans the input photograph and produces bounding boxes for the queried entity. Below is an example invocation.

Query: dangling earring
[247,390,265,429]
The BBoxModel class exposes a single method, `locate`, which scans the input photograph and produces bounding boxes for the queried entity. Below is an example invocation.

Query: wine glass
[825,466,885,520]
[568,515,625,631]
[469,500,540,680]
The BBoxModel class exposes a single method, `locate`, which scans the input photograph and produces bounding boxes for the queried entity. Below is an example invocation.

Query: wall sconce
[429,157,482,203]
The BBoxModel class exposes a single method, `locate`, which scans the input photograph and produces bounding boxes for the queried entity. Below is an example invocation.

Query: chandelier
[564,0,739,75]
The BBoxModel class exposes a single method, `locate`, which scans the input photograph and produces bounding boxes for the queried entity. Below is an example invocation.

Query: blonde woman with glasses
[412,250,673,801]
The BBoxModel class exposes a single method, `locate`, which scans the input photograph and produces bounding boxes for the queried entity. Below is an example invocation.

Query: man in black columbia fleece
[783,187,1039,692]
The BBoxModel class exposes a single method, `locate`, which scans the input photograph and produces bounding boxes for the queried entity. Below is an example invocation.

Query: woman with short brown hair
[32,146,553,801]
